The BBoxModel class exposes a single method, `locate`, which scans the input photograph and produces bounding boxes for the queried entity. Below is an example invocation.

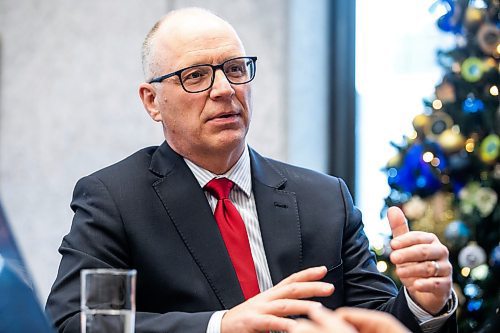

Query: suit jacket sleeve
[45,175,214,333]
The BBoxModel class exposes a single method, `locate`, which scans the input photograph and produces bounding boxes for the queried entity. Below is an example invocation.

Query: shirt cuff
[206,310,228,333]
[404,287,458,333]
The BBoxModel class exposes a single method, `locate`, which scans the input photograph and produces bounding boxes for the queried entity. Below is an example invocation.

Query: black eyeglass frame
[147,56,258,93]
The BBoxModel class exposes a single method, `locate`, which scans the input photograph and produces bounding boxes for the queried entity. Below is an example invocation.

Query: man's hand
[335,307,410,333]
[290,306,410,333]
[388,206,452,315]
[288,306,357,333]
[221,266,335,333]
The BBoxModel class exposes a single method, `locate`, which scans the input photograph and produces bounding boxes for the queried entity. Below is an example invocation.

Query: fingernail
[316,266,327,273]
[324,283,334,292]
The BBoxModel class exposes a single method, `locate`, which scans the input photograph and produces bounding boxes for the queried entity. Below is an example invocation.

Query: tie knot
[205,177,234,200]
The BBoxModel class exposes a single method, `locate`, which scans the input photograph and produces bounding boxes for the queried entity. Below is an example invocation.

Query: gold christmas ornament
[483,57,497,71]
[402,196,427,220]
[437,128,466,153]
[430,192,455,239]
[412,114,431,133]
[465,137,476,153]
[408,192,454,240]
[464,7,485,30]
[428,111,454,139]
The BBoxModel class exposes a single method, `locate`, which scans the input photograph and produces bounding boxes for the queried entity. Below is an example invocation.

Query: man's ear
[139,83,162,122]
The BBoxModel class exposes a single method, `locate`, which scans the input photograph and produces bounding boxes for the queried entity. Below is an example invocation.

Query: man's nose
[210,69,235,98]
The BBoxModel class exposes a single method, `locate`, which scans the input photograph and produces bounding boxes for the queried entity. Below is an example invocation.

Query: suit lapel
[250,148,303,285]
[149,142,244,309]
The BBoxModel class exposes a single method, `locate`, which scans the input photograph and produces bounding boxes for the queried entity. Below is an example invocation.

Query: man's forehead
[160,11,236,39]
[172,43,245,70]
[157,19,245,68]
[162,16,240,45]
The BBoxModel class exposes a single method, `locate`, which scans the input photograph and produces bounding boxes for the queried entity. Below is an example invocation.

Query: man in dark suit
[46,7,457,333]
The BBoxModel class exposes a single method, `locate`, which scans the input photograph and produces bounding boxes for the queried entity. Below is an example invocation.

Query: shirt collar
[184,145,252,197]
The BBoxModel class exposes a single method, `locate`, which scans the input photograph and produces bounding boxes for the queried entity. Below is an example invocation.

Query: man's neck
[176,143,246,175]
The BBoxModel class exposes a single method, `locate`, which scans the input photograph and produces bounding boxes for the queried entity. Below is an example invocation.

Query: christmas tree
[375,1,499,331]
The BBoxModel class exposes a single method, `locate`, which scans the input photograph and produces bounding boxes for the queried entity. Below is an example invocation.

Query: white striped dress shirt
[184,146,456,333]
[184,146,274,333]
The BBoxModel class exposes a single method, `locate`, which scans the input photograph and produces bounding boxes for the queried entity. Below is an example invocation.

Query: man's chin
[209,134,247,154]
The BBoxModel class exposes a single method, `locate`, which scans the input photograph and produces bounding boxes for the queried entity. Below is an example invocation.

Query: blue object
[463,96,485,113]
[0,201,55,333]
[490,245,500,268]
[433,0,463,33]
[388,142,447,196]
[464,283,482,298]
[467,299,483,312]
[444,220,471,248]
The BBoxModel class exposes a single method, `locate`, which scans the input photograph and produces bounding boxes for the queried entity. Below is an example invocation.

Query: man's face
[147,18,252,164]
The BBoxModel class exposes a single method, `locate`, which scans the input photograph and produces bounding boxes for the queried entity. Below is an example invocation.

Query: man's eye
[228,65,243,73]
[226,65,246,77]
[185,71,204,80]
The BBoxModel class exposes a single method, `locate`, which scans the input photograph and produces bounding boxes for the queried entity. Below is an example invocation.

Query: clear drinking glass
[81,269,136,333]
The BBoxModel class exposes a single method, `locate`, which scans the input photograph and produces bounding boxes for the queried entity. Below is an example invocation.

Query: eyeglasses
[148,56,257,93]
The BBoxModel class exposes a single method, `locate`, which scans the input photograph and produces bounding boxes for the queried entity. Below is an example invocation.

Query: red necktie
[204,177,260,300]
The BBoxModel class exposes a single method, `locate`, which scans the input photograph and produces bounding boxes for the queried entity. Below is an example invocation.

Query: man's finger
[388,206,409,238]
[390,243,447,264]
[335,307,410,333]
[276,266,328,286]
[265,299,322,317]
[390,231,436,250]
[395,260,452,278]
[265,281,334,301]
[288,319,319,333]
[308,306,358,333]
[251,314,299,332]
[412,276,452,293]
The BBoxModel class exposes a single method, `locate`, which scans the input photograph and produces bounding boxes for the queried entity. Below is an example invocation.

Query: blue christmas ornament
[444,220,471,249]
[388,142,447,196]
[463,96,485,113]
[464,283,482,298]
[432,0,462,33]
[467,299,483,312]
[490,244,500,268]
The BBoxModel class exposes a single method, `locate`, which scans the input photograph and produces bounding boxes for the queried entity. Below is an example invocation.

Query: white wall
[355,0,456,240]
[0,0,290,303]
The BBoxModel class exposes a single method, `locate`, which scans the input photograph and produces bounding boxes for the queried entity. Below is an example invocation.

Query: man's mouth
[210,112,239,120]
[218,113,236,118]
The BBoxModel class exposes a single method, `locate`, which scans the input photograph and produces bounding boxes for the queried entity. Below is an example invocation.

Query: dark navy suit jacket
[46,142,455,333]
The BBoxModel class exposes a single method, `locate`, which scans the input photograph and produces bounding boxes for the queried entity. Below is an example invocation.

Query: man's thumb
[387,206,409,238]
